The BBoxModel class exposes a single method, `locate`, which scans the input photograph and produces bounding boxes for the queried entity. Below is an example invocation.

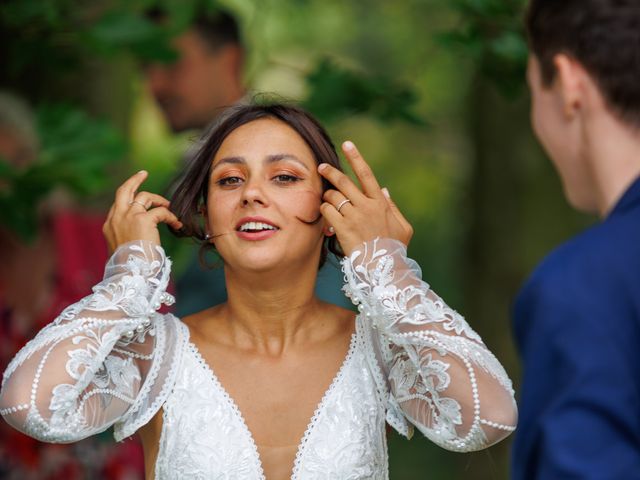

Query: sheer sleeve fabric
[0,241,187,443]
[343,238,517,452]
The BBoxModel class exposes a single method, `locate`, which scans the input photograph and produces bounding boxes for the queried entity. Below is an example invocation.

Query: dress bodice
[156,323,388,479]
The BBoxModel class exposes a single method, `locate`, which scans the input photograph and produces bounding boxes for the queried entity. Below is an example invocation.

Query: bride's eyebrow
[211,156,245,171]
[211,154,310,172]
[266,154,310,172]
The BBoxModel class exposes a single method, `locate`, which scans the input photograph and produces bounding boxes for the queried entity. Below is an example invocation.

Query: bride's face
[206,118,327,273]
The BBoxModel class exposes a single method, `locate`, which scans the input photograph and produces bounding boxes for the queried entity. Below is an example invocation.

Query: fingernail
[382,187,390,198]
[318,163,328,171]
[343,141,355,151]
[138,170,147,174]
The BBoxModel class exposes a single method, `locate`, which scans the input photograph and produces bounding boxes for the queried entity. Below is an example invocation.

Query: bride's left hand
[318,141,413,256]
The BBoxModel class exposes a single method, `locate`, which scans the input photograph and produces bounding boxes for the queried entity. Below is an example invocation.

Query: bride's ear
[324,225,336,237]
[199,204,212,240]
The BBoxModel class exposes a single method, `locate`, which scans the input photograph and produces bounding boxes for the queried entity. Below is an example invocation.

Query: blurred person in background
[142,6,350,316]
[144,7,245,134]
[513,1,640,478]
[0,92,144,478]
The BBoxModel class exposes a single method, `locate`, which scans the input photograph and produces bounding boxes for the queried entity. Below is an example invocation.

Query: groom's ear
[553,54,590,120]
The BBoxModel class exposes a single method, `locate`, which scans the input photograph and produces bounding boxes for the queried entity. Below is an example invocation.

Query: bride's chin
[230,259,282,274]
[222,250,318,276]
[218,249,282,271]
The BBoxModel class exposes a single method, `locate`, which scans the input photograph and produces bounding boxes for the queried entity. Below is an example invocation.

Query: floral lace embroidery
[342,238,516,452]
[290,331,358,479]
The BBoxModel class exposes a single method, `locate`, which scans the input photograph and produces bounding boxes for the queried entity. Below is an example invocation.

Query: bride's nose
[241,177,269,206]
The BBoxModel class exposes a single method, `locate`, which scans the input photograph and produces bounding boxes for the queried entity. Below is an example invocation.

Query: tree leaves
[85,9,178,61]
[438,0,528,98]
[302,58,424,125]
[0,105,126,241]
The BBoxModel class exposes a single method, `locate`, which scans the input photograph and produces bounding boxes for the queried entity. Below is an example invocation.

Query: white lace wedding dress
[0,238,516,479]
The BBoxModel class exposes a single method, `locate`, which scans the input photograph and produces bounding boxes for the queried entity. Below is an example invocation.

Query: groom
[512,0,640,478]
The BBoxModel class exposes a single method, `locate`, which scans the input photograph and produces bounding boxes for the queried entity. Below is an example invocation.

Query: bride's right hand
[102,171,183,254]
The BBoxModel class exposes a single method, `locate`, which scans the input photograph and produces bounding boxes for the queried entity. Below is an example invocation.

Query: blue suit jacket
[512,178,640,479]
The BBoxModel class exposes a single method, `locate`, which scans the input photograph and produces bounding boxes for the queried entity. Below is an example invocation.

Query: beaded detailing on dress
[342,238,517,452]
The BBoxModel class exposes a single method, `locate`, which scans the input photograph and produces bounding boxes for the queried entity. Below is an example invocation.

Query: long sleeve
[342,238,517,452]
[0,241,187,443]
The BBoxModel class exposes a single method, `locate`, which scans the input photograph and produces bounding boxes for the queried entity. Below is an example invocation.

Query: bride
[0,103,516,479]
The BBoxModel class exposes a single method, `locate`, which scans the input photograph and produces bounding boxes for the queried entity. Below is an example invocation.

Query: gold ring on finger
[336,199,352,213]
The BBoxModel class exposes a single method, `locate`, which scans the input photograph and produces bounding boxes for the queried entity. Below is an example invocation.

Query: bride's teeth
[240,222,276,232]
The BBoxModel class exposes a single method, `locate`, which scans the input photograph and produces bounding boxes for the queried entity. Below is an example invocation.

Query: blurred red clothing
[0,210,145,480]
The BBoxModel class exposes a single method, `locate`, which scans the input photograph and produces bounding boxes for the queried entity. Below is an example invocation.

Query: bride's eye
[273,174,301,184]
[217,176,244,186]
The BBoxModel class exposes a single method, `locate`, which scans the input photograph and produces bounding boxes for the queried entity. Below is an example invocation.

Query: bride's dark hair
[170,102,344,268]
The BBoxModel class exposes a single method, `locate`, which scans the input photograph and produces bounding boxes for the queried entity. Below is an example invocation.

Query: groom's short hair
[146,6,242,53]
[526,0,640,127]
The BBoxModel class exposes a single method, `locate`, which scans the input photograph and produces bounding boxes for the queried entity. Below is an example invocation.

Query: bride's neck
[220,265,323,354]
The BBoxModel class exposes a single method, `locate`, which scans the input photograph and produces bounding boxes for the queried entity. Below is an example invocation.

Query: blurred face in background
[0,126,35,169]
[527,55,597,213]
[144,30,243,132]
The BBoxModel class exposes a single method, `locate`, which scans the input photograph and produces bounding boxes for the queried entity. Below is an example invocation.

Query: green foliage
[438,0,528,97]
[82,0,226,61]
[0,0,228,81]
[302,58,425,125]
[0,0,427,240]
[0,0,81,87]
[85,9,176,61]
[80,0,235,62]
[0,0,75,28]
[0,0,223,239]
[0,105,126,241]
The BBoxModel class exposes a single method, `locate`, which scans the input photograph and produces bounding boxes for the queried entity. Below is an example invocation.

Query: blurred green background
[0,0,594,478]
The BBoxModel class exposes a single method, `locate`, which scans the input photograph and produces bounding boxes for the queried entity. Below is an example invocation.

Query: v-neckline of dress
[186,329,358,480]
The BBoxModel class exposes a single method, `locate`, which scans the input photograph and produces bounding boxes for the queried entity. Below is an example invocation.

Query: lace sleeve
[0,241,187,443]
[343,238,517,452]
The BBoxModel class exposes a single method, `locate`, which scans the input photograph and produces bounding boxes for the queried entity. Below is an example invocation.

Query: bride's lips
[235,216,280,241]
